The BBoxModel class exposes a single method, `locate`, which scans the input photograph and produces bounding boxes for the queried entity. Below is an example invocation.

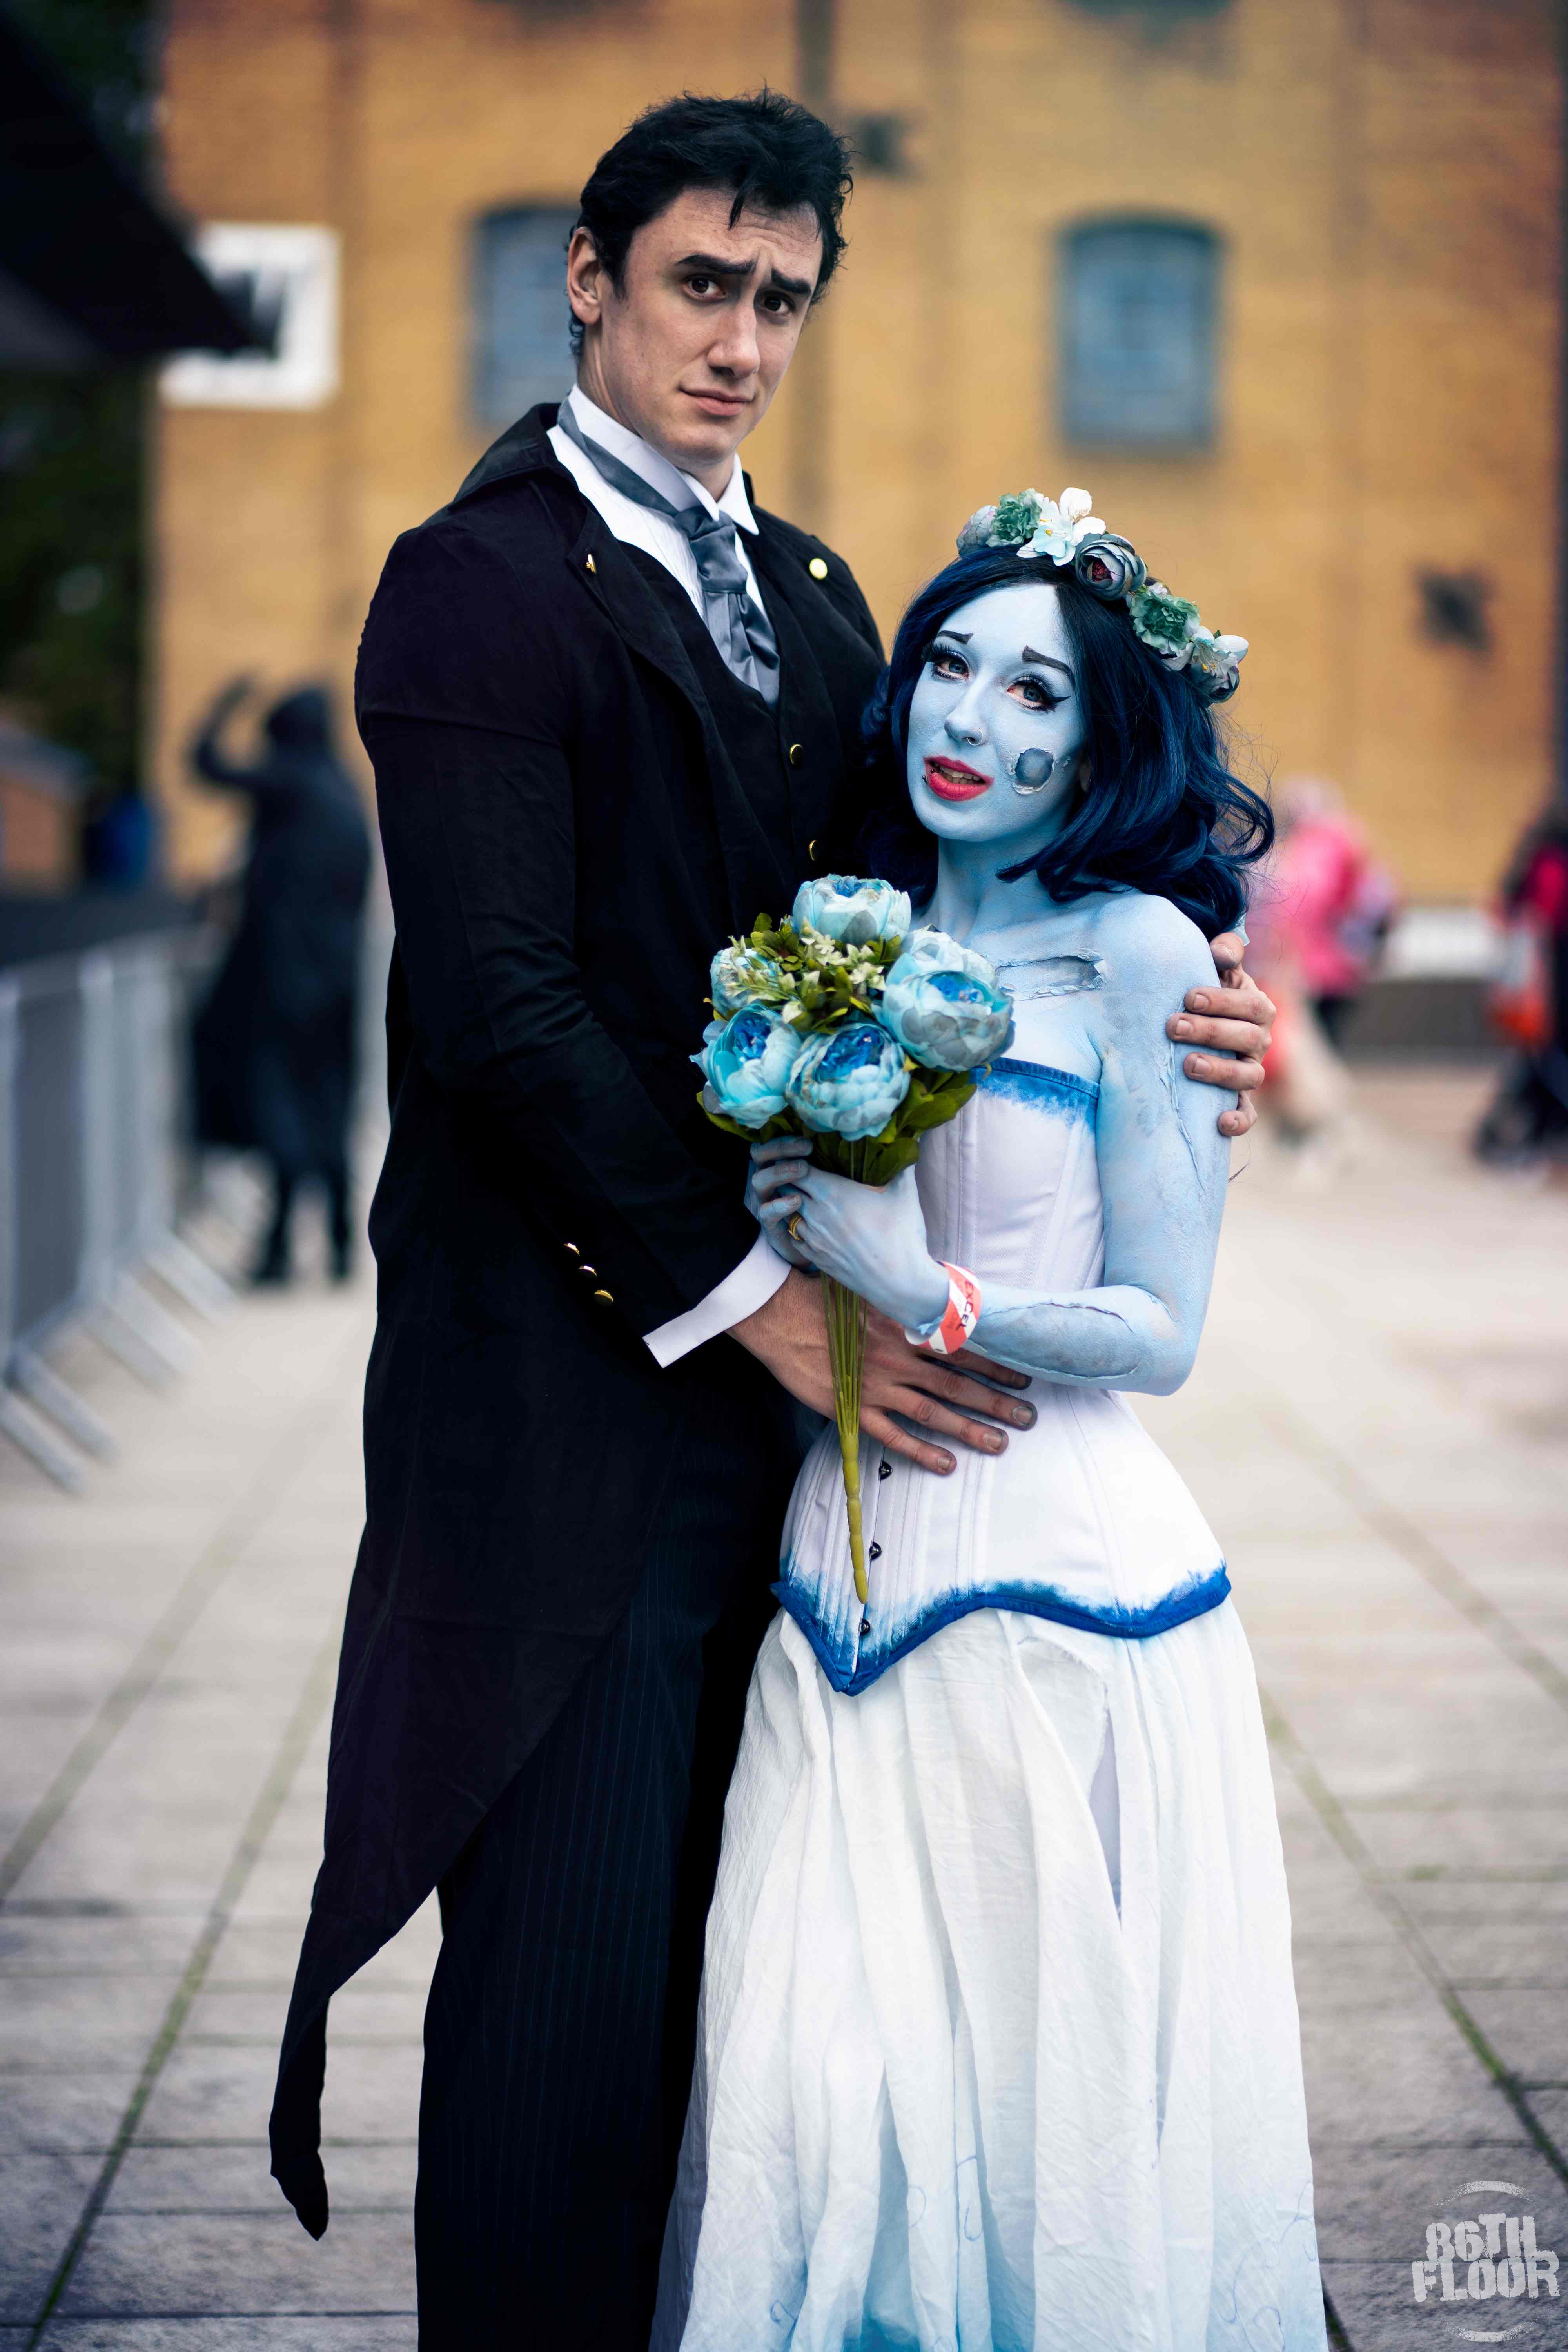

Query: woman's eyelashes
[1009,675,1065,713]
[924,645,1064,712]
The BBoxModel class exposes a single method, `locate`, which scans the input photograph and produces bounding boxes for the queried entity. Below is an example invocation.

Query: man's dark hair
[569,90,853,354]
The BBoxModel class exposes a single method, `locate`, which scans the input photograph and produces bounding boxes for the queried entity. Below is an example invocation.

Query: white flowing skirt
[653,1599,1325,2352]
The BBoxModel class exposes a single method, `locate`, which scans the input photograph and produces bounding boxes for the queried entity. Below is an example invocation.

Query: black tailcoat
[270,407,884,2229]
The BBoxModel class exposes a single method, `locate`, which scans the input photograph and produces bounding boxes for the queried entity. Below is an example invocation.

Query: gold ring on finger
[787,1212,806,1244]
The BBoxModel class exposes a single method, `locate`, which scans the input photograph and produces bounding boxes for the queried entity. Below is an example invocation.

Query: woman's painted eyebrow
[1021,644,1075,682]
[933,629,971,644]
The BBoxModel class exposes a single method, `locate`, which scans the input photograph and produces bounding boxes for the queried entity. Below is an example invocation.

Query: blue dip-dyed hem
[772,1561,1232,1697]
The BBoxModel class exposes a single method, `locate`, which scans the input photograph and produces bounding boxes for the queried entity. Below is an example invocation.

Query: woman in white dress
[655,495,1326,2352]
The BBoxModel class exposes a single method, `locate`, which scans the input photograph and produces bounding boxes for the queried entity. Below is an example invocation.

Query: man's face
[567,186,824,492]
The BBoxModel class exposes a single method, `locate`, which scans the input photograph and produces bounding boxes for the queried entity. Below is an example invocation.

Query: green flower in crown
[985,490,1047,548]
[1125,580,1203,671]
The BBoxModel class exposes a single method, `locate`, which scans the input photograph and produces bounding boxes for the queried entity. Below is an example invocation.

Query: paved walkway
[1,1073,1564,2350]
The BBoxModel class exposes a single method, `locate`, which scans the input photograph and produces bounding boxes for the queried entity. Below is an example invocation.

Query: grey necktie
[556,401,780,707]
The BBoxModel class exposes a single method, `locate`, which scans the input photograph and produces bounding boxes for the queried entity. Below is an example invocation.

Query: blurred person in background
[1270,777,1399,1048]
[188,677,371,1282]
[1245,779,1395,1157]
[1476,801,1568,1163]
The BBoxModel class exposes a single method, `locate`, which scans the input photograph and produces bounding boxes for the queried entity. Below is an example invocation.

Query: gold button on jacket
[808,556,829,580]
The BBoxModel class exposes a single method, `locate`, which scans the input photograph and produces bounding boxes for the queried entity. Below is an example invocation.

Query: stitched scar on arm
[982,1298,1138,1380]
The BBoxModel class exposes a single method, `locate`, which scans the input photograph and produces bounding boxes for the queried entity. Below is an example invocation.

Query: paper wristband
[904,1262,982,1357]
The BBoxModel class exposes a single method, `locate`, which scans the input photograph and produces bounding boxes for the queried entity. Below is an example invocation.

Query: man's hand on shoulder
[1171,929,1275,1138]
[730,1269,1035,1475]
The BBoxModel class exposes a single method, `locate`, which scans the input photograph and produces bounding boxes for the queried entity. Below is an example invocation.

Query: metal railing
[0,925,231,1490]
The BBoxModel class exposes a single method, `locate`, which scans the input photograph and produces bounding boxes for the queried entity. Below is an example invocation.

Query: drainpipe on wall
[1558,0,1568,807]
[792,0,835,536]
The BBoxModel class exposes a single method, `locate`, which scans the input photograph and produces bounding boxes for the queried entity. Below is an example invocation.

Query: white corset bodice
[775,983,1228,1693]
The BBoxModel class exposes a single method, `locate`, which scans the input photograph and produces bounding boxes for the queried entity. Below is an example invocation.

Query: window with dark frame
[471,204,577,429]
[1058,220,1220,450]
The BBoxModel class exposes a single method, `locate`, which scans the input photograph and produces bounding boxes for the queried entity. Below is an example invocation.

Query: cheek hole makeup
[1010,748,1056,795]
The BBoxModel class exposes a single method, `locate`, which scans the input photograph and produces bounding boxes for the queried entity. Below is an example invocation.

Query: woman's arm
[975,910,1229,1391]
[753,902,1230,1397]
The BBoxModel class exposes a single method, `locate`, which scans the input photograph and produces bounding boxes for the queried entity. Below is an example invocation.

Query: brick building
[153,0,1560,906]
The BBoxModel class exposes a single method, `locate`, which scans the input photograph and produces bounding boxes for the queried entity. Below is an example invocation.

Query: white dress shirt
[548,385,791,1367]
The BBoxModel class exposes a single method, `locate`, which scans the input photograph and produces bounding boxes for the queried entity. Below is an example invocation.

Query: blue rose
[784,1018,911,1140]
[710,941,785,1014]
[693,1007,802,1129]
[881,930,1014,1069]
[791,874,911,947]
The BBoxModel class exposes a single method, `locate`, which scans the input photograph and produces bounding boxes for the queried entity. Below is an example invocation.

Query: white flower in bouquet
[710,940,789,1014]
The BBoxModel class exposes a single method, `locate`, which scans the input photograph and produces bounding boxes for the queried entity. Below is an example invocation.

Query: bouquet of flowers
[695,877,1013,1605]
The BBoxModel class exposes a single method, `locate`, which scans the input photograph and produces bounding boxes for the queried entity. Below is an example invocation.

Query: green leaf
[895,1080,976,1136]
[861,1136,922,1183]
[698,1098,799,1146]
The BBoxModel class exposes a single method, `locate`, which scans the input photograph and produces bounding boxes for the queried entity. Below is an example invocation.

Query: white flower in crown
[1187,626,1250,703]
[1020,486,1105,566]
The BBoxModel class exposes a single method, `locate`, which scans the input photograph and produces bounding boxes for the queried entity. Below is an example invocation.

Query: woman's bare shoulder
[1078,889,1217,997]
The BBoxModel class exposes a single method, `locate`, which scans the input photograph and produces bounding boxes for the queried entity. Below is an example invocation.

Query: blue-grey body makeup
[754,575,1234,1675]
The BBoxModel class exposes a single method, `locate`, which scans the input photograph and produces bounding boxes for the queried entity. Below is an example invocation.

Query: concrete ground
[1,1069,1564,2351]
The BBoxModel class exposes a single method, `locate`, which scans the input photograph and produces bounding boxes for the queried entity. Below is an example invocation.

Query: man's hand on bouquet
[1180,931,1276,1138]
[730,1265,1034,1477]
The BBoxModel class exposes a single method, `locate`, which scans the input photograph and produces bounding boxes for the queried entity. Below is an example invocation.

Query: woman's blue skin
[752,578,1229,1394]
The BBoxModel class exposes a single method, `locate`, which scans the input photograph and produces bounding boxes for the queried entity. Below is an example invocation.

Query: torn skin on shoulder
[993,953,1105,1002]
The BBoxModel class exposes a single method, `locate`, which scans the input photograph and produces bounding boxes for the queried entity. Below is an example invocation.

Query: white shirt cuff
[643,1231,791,1368]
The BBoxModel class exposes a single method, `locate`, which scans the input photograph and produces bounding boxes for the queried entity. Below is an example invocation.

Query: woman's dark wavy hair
[858,547,1272,935]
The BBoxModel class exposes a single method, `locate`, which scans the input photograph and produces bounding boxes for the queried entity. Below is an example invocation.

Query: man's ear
[566,226,605,336]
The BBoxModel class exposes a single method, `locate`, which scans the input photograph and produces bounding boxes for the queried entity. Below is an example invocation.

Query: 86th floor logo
[1410,2181,1560,2341]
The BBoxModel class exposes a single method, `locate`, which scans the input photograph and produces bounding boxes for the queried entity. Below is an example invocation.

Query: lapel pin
[585,553,597,574]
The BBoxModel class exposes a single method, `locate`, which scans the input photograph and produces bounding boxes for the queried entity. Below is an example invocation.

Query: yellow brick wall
[153,0,1560,903]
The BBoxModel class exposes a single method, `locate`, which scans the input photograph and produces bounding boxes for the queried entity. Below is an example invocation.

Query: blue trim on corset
[980,1058,1099,1116]
[772,1560,1232,1697]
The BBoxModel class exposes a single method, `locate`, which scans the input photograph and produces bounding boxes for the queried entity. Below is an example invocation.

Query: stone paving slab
[56,2212,417,2323]
[32,2326,417,2350]
[100,2143,416,2218]
[1,1070,1564,2347]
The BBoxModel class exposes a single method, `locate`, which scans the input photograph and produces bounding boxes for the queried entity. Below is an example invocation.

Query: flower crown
[956,486,1248,705]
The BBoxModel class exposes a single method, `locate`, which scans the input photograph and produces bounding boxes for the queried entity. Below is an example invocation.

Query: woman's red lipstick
[923,755,991,802]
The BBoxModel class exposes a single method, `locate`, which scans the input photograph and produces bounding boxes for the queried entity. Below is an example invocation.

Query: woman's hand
[751,1137,949,1331]
[746,1134,814,1268]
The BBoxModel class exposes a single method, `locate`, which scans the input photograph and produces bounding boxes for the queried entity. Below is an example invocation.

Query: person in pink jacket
[1270,779,1399,1047]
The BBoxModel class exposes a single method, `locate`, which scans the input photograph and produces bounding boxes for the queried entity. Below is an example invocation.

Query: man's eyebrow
[675,250,755,278]
[673,251,815,299]
[1022,644,1075,681]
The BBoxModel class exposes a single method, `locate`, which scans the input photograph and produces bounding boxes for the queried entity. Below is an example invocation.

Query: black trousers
[414,1403,795,2350]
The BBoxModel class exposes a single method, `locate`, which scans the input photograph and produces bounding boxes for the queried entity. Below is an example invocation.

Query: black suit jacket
[270,407,885,2228]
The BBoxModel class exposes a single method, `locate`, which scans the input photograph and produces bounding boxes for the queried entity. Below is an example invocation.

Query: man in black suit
[270,92,1274,2348]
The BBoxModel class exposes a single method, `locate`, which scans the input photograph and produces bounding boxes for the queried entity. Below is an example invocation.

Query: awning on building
[0,11,264,365]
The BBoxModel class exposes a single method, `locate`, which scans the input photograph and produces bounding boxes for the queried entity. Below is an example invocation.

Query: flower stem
[822,1136,870,1610]
[824,1273,869,1606]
